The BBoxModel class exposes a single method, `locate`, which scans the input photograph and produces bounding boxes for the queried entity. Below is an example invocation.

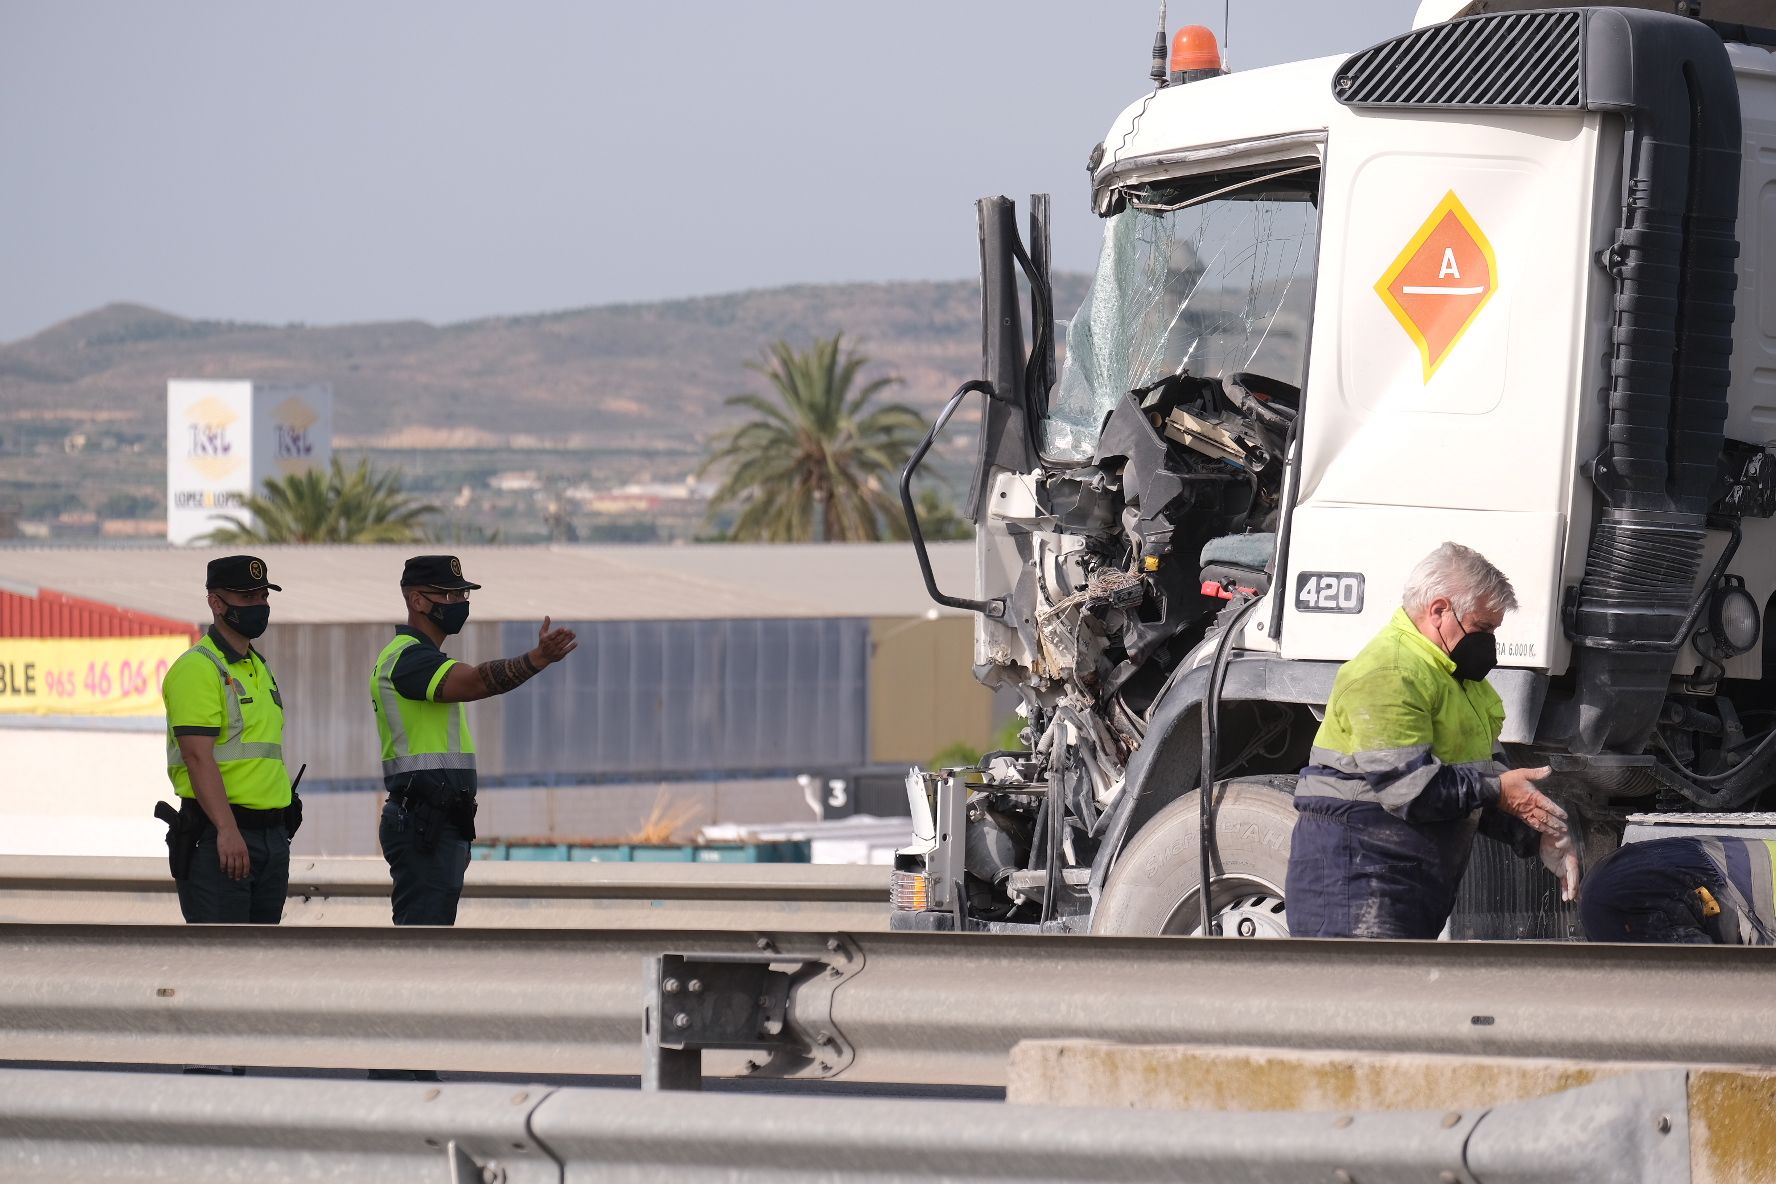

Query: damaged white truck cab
[894,1,1776,935]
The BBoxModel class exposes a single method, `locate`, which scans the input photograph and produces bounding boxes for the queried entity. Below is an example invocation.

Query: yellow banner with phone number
[0,635,194,717]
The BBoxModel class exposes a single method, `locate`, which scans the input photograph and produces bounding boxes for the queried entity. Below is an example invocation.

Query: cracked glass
[1044,185,1320,461]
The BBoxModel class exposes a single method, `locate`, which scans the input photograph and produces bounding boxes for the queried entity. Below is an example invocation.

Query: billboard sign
[166,380,332,543]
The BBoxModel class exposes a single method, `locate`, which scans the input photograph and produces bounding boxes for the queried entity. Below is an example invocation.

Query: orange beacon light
[1170,25,1226,83]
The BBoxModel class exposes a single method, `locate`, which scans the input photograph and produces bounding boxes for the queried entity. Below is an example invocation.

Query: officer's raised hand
[530,616,578,667]
[1499,766,1567,836]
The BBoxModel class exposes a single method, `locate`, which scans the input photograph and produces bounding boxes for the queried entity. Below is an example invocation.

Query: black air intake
[1334,9,1582,111]
[1569,9,1741,752]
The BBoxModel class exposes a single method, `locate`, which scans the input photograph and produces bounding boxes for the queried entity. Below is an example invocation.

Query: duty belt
[226,803,289,830]
[389,782,474,811]
[175,799,289,832]
[388,779,478,850]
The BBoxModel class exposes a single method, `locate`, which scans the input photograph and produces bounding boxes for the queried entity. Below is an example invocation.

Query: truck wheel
[1091,778,1297,937]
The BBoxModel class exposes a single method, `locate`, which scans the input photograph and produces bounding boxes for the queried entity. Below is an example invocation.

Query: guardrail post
[640,937,863,1090]
[642,954,704,1091]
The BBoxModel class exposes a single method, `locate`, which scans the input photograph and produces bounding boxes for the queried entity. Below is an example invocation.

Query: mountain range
[0,276,1090,450]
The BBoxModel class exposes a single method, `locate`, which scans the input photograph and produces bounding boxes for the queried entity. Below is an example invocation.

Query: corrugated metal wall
[259,617,870,788]
[0,586,198,640]
[260,621,505,786]
[499,618,870,779]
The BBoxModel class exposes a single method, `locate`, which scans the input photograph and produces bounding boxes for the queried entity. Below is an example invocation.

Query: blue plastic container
[470,840,810,863]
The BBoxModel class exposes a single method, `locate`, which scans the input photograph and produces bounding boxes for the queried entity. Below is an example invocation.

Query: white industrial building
[0,542,987,859]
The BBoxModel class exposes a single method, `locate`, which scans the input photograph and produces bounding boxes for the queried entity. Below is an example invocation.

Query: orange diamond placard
[1375,190,1497,381]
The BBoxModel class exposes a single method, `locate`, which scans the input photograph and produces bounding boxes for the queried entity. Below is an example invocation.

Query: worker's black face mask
[1449,613,1497,683]
[423,596,470,636]
[219,601,269,640]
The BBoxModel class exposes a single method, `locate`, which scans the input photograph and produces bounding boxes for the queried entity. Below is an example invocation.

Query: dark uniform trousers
[176,824,291,924]
[1286,798,1483,939]
[380,801,471,926]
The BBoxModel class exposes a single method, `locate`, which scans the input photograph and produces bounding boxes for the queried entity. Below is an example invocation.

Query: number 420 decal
[1295,571,1365,614]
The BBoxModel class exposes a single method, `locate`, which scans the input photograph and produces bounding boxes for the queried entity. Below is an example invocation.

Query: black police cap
[206,555,281,592]
[401,554,482,591]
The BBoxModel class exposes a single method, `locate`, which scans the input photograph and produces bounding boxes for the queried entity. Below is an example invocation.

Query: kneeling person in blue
[1580,835,1775,945]
[1286,542,1580,938]
[372,555,578,925]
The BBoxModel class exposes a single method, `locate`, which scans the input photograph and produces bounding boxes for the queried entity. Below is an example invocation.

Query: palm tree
[201,457,437,544]
[702,334,928,542]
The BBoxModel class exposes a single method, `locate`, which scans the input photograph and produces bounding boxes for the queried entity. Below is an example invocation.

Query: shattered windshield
[1044,177,1320,461]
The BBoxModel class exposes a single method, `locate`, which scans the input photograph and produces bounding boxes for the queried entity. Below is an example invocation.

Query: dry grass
[628,788,703,845]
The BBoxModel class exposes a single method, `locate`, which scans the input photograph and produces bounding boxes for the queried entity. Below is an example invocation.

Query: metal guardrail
[0,1066,1693,1183]
[3,922,1774,1085]
[0,855,890,930]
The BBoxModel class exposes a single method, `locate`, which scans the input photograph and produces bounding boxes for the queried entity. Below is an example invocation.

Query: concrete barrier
[1007,1041,1776,1184]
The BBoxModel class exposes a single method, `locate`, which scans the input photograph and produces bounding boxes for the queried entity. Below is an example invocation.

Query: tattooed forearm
[476,653,540,695]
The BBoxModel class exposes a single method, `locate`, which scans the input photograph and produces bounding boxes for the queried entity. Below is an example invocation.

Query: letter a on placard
[1439,249,1460,279]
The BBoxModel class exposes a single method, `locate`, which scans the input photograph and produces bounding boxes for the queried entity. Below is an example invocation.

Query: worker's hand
[530,616,578,668]
[1539,831,1581,902]
[1498,766,1568,836]
[216,827,251,881]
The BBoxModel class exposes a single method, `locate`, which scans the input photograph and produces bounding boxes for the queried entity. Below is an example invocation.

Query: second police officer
[371,555,577,925]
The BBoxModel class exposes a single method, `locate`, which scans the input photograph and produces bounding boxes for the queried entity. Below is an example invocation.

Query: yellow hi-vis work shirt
[162,628,292,810]
[1295,607,1506,822]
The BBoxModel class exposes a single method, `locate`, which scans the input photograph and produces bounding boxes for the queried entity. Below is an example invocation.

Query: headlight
[890,870,931,912]
[1705,576,1761,658]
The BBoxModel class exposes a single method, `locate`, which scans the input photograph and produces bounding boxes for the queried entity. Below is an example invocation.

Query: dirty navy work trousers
[177,825,291,924]
[1285,797,1477,939]
[380,799,471,926]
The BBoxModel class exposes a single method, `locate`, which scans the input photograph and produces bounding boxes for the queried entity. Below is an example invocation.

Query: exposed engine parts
[1011,371,1297,707]
[941,370,1306,925]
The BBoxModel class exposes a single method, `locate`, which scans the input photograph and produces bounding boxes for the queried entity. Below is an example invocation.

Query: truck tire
[1091,778,1297,937]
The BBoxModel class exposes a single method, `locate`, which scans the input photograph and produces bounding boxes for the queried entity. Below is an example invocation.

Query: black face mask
[221,602,270,640]
[424,597,471,636]
[1449,614,1498,682]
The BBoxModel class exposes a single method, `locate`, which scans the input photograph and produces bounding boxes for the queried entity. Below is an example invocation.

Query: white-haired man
[1286,542,1580,938]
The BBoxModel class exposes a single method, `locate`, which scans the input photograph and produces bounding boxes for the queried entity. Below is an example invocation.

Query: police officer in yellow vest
[160,555,297,924]
[372,555,577,925]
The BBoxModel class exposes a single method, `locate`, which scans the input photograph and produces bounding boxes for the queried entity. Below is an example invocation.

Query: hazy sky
[0,1,1420,344]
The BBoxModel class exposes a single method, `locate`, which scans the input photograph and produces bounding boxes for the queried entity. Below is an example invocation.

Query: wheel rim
[1162,874,1289,937]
